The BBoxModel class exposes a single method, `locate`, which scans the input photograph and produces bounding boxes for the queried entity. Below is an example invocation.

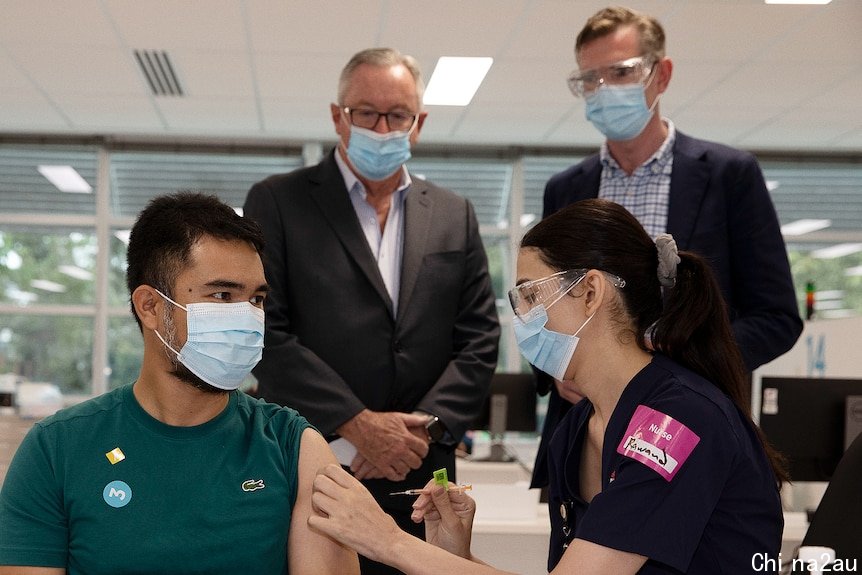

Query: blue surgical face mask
[585,82,660,141]
[154,290,264,391]
[345,125,412,181]
[513,305,594,381]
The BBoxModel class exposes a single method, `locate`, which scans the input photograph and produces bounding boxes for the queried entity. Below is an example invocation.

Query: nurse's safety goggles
[508,269,626,320]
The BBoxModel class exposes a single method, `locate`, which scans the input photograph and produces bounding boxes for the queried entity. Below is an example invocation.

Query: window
[2,142,861,396]
[1,144,303,395]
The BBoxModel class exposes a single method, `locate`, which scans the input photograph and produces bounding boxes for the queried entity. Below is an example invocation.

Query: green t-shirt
[0,384,311,574]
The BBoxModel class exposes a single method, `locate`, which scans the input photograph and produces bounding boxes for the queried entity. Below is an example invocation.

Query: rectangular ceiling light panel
[423,57,493,106]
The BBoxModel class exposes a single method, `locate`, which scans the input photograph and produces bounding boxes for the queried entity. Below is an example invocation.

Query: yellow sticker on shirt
[106,447,125,465]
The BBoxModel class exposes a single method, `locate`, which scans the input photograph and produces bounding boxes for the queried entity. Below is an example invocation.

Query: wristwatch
[425,415,446,443]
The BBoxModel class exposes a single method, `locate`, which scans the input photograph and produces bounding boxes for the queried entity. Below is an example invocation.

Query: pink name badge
[616,405,700,481]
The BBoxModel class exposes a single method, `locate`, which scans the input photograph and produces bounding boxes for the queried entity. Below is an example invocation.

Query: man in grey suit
[243,47,500,575]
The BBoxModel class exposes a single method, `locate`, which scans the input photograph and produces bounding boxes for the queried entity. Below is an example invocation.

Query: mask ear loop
[337,108,354,158]
[570,269,612,336]
[406,111,420,136]
[573,309,595,337]
[642,60,663,114]
[153,288,188,312]
[154,328,182,359]
[152,288,186,359]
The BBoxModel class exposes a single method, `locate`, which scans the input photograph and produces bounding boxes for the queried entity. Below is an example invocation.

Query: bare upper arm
[288,428,360,575]
[0,567,65,575]
[551,538,647,575]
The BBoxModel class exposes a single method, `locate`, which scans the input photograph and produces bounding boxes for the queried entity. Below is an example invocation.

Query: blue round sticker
[103,480,132,508]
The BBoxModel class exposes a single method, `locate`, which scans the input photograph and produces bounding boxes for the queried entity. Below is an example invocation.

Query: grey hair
[337,47,425,109]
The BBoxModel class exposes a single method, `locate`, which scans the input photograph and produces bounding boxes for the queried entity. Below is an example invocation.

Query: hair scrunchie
[655,233,680,287]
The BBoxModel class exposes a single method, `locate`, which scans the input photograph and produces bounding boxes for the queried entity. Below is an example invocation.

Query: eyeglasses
[567,55,656,98]
[508,269,626,320]
[342,107,418,132]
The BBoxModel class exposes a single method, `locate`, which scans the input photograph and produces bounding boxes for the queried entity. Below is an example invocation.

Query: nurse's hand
[411,479,476,559]
[309,464,401,563]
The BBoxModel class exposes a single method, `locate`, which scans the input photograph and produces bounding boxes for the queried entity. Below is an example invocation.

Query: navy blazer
[243,150,500,498]
[533,131,802,487]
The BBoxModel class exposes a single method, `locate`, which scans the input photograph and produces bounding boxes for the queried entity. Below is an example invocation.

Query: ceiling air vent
[134,49,184,96]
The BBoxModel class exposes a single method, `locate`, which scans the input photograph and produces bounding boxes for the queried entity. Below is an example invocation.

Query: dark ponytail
[523,198,788,485]
[652,252,789,485]
[652,253,747,408]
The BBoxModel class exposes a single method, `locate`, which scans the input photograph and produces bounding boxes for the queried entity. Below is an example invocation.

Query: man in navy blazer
[243,48,499,574]
[532,7,801,487]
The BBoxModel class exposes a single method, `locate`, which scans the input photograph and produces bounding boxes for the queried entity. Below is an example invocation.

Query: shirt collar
[334,146,412,199]
[600,119,677,174]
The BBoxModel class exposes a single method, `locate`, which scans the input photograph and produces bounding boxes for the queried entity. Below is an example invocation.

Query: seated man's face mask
[153,289,264,391]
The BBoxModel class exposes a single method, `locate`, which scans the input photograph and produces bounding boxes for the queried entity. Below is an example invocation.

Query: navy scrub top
[547,354,782,574]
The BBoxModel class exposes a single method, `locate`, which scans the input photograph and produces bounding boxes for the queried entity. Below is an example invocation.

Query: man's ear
[331,103,348,140]
[655,57,673,94]
[132,285,161,331]
[409,111,428,146]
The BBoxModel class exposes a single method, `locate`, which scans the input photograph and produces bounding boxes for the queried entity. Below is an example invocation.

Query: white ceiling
[1,0,860,152]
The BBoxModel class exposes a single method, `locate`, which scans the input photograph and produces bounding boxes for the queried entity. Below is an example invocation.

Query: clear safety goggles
[567,55,656,98]
[508,269,626,320]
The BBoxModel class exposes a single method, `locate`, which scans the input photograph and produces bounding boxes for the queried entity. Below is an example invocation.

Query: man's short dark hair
[576,6,666,61]
[125,191,265,329]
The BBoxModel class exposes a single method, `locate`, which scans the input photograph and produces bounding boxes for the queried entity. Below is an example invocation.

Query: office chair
[798,431,862,565]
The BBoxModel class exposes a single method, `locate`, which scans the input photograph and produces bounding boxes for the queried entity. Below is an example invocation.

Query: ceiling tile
[245,0,381,53]
[58,94,164,131]
[0,88,72,130]
[0,0,119,47]
[0,0,857,151]
[156,96,261,133]
[104,0,247,50]
[6,46,141,95]
[174,50,255,97]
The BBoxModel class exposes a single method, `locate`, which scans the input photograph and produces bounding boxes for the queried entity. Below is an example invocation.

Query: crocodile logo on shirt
[242,479,265,492]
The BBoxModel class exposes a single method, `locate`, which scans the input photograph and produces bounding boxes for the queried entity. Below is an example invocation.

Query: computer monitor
[470,372,538,462]
[759,376,862,482]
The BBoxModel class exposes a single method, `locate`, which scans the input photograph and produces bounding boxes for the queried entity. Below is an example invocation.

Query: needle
[389,484,472,496]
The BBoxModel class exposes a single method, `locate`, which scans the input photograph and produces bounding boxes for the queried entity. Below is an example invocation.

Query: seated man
[0,192,359,575]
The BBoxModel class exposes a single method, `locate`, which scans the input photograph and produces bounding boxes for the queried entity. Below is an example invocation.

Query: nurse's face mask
[508,270,625,380]
[153,289,264,391]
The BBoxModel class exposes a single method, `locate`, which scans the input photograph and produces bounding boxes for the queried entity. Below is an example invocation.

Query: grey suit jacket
[243,150,500,494]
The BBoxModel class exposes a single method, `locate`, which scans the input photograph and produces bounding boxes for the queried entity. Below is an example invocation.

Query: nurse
[310,198,787,575]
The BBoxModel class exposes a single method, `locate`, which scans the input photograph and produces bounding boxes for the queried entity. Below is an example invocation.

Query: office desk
[472,505,550,575]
